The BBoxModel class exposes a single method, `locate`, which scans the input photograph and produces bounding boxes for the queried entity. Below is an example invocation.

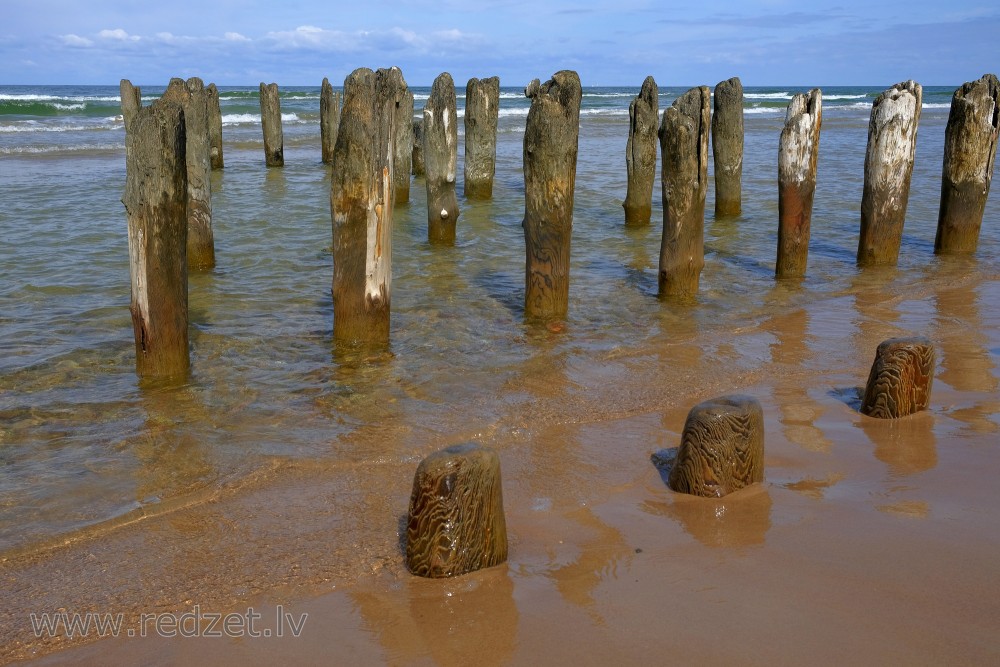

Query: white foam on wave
[0,142,124,155]
[744,107,784,115]
[221,112,302,126]
[824,94,868,100]
[745,92,792,100]
[0,120,121,133]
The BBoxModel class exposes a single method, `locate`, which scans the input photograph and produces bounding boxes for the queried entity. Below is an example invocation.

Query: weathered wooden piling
[668,395,764,498]
[861,336,935,419]
[411,118,425,176]
[712,77,744,217]
[320,77,341,166]
[406,443,508,578]
[935,73,1000,254]
[522,71,582,321]
[119,79,142,134]
[206,83,224,169]
[776,89,823,279]
[423,73,460,242]
[330,67,404,347]
[394,87,414,204]
[160,77,214,270]
[623,76,659,226]
[259,82,284,167]
[857,80,922,266]
[122,99,189,378]
[658,86,710,297]
[464,76,501,199]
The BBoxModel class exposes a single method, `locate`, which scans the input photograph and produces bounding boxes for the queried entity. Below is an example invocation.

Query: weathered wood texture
[206,83,224,170]
[623,76,659,226]
[857,80,922,266]
[522,71,582,321]
[161,77,215,270]
[320,77,341,165]
[259,82,284,167]
[861,336,935,419]
[464,76,501,199]
[122,99,189,378]
[406,443,508,578]
[712,77,744,217]
[423,73,460,242]
[394,87,414,204]
[411,118,425,176]
[935,73,1000,254]
[668,395,765,498]
[330,68,404,347]
[119,79,142,134]
[776,88,823,278]
[658,86,710,297]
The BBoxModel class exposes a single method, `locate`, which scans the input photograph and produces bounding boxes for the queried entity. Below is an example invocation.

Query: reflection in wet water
[859,411,938,477]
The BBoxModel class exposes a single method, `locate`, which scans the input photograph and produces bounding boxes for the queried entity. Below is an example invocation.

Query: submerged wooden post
[464,76,501,199]
[122,99,189,378]
[623,76,659,226]
[658,86,710,297]
[406,443,508,578]
[423,72,460,242]
[861,336,935,418]
[330,67,403,347]
[411,118,425,176]
[119,79,142,134]
[712,77,744,217]
[394,86,414,204]
[206,83,224,170]
[935,73,1000,254]
[668,395,764,498]
[776,89,823,279]
[857,80,922,266]
[522,71,582,321]
[259,82,284,167]
[320,77,341,166]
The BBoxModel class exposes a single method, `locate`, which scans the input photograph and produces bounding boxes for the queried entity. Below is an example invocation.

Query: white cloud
[61,34,93,47]
[225,32,251,42]
[98,28,140,42]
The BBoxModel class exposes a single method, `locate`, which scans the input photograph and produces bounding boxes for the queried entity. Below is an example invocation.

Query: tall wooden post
[857,80,922,266]
[331,67,403,347]
[259,82,284,167]
[394,86,414,204]
[320,77,341,165]
[423,72,460,243]
[623,76,659,226]
[712,77,744,217]
[206,83,224,170]
[935,73,1000,254]
[776,89,823,279]
[122,99,189,378]
[658,86,710,297]
[119,79,142,134]
[522,71,582,321]
[412,118,425,176]
[464,76,501,199]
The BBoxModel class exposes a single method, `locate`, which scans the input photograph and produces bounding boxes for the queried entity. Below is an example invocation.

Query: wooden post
[320,77,341,165]
[411,118,425,176]
[658,86,710,297]
[259,82,284,167]
[423,72,460,242]
[161,77,215,270]
[464,76,501,199]
[206,83,224,170]
[776,89,823,279]
[857,80,922,266]
[935,73,1000,254]
[394,87,414,204]
[522,71,582,321]
[119,79,142,134]
[623,76,659,226]
[861,336,935,418]
[330,67,403,347]
[712,77,744,217]
[122,99,189,378]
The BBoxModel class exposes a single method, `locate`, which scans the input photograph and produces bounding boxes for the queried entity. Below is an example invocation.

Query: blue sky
[1,0,998,86]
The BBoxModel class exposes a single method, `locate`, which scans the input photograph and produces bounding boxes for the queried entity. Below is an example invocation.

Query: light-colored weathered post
[935,73,1000,254]
[712,77,744,217]
[206,83,224,170]
[394,86,414,204]
[423,73,460,242]
[411,118,425,176]
[658,86,710,297]
[122,99,189,378]
[857,80,922,266]
[259,82,284,167]
[776,88,823,279]
[119,79,142,134]
[464,76,501,199]
[320,77,341,165]
[522,71,582,321]
[330,67,403,347]
[623,76,659,226]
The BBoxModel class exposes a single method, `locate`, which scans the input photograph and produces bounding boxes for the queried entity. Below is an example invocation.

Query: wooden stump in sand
[464,76,500,199]
[423,72,460,242]
[935,73,1000,255]
[668,395,764,498]
[206,83,224,170]
[394,85,414,204]
[119,79,142,134]
[406,443,508,578]
[857,80,922,267]
[522,71,582,321]
[860,336,935,419]
[776,88,823,279]
[122,99,189,378]
[623,76,659,226]
[658,86,710,297]
[411,118,425,176]
[259,82,284,167]
[712,77,744,218]
[320,77,341,166]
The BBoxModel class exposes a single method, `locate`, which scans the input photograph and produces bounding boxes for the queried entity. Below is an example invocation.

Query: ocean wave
[824,94,869,100]
[221,112,302,126]
[744,107,784,115]
[579,108,629,116]
[744,92,792,100]
[922,103,951,109]
[0,142,124,155]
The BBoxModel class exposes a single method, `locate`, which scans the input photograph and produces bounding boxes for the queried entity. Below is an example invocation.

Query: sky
[1,0,998,87]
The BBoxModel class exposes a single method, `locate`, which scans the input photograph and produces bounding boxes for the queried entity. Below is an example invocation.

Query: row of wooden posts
[119,70,998,379]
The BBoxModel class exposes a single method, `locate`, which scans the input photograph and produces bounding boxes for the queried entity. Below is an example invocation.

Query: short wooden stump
[861,336,935,419]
